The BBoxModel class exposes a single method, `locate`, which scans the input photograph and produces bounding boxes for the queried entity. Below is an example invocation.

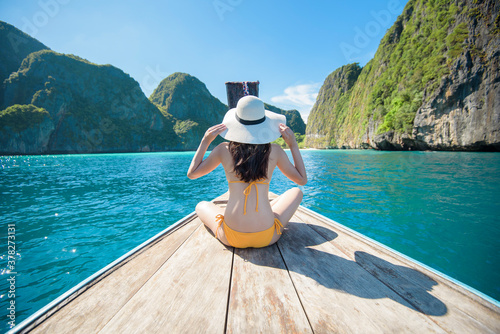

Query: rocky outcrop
[306,0,500,151]
[410,49,500,151]
[1,50,179,154]
[306,63,362,148]
[264,103,306,135]
[150,72,227,124]
[0,104,54,154]
[0,21,49,106]
[149,73,307,150]
[149,72,228,150]
[0,20,307,154]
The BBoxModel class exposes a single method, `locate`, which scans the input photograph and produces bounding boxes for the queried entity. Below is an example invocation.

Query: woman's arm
[187,124,227,180]
[276,123,307,185]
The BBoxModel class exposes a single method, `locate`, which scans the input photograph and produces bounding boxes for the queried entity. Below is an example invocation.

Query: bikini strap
[228,180,269,215]
[274,218,283,235]
[215,214,224,239]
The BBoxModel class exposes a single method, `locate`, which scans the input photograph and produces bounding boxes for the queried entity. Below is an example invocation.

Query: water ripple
[1,150,499,330]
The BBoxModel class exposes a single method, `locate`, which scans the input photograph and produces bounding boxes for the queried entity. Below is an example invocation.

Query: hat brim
[220,108,286,144]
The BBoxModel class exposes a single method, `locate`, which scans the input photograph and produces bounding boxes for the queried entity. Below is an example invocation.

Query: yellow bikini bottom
[215,214,283,248]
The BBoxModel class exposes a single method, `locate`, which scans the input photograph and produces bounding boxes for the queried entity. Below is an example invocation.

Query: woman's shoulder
[214,142,232,164]
[270,143,284,150]
[270,143,285,156]
[207,142,230,161]
[213,142,229,152]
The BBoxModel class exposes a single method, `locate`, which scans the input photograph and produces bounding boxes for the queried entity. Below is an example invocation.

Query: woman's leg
[195,201,230,246]
[270,187,303,228]
[267,187,303,245]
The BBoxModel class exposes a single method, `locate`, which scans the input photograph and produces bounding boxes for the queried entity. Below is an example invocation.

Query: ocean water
[1,150,499,330]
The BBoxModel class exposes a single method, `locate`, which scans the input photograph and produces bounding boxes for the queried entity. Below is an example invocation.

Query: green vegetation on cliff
[306,63,362,148]
[149,72,227,150]
[264,103,306,135]
[2,49,180,153]
[273,133,306,149]
[0,20,307,153]
[150,72,227,121]
[149,73,307,149]
[369,0,469,134]
[0,104,50,132]
[0,21,49,108]
[0,21,49,84]
[306,0,478,149]
[149,72,188,111]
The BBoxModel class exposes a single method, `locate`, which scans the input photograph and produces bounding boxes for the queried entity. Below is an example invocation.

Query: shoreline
[3,147,500,157]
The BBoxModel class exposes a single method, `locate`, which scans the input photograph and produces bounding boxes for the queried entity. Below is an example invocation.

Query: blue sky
[1,0,409,122]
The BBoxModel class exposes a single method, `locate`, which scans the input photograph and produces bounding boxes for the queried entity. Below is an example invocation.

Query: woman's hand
[187,124,226,179]
[277,123,307,185]
[279,123,298,148]
[203,124,227,144]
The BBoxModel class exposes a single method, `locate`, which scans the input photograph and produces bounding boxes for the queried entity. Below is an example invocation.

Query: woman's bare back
[219,142,279,232]
[188,122,306,247]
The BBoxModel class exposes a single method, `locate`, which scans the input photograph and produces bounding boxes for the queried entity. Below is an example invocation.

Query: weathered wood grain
[15,194,500,334]
[296,207,500,333]
[227,244,312,334]
[29,218,200,334]
[278,219,446,333]
[98,222,233,334]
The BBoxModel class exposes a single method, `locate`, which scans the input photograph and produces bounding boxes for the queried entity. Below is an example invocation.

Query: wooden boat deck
[11,193,500,333]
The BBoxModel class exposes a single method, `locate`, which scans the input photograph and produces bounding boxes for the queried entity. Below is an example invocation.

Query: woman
[187,95,307,248]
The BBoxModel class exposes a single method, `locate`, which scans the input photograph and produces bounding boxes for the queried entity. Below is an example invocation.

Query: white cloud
[271,83,321,123]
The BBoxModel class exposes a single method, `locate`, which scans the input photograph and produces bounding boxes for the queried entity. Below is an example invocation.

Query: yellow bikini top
[228,179,269,215]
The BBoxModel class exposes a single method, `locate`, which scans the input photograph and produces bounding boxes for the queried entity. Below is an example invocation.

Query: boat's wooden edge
[10,191,500,333]
[8,211,199,334]
[221,190,499,308]
[294,204,500,311]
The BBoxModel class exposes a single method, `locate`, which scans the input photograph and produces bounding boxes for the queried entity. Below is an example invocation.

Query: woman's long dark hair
[228,142,271,182]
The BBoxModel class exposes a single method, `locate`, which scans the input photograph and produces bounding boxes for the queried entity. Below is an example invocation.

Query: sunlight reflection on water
[0,150,499,329]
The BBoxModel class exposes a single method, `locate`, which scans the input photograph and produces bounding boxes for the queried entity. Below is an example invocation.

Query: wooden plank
[98,221,233,333]
[227,244,312,334]
[22,192,498,334]
[278,219,446,333]
[29,218,200,334]
[296,207,500,333]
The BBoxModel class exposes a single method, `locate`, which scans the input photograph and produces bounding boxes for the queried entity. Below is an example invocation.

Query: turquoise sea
[1,150,499,331]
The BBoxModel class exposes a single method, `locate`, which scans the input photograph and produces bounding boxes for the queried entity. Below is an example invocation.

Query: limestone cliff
[0,20,306,154]
[1,50,179,154]
[0,21,49,106]
[0,104,54,154]
[149,72,227,150]
[150,73,307,150]
[264,103,306,135]
[306,0,500,151]
[306,63,362,148]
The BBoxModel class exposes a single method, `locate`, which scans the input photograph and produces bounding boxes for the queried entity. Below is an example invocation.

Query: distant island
[0,21,305,155]
[1,0,499,154]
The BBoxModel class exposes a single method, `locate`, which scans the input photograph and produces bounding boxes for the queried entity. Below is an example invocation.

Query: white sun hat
[220,95,286,144]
